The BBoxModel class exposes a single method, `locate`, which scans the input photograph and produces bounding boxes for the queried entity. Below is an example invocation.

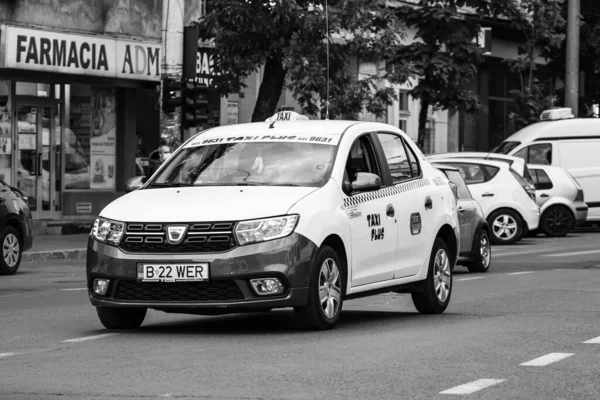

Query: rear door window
[531,169,553,190]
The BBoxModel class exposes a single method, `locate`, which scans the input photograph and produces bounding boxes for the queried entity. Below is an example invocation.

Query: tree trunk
[251,52,288,122]
[417,98,430,152]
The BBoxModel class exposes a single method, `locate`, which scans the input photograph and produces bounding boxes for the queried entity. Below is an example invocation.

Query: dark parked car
[0,181,33,275]
[432,163,492,273]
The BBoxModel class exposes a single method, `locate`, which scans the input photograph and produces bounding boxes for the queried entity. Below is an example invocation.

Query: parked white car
[492,107,600,223]
[429,158,540,245]
[427,152,535,185]
[528,164,588,237]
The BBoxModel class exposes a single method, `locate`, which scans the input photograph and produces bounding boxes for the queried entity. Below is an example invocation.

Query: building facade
[0,0,203,227]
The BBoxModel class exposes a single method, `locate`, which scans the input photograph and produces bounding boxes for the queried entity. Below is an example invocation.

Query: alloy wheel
[492,214,518,240]
[480,233,491,269]
[433,249,451,303]
[319,258,342,319]
[3,233,19,268]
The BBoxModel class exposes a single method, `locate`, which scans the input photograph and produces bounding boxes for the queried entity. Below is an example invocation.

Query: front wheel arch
[435,224,458,269]
[320,234,349,296]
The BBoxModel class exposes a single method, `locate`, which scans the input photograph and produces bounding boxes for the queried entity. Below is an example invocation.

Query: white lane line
[583,336,600,344]
[543,249,600,258]
[494,249,552,257]
[61,333,117,343]
[440,379,506,395]
[456,277,485,282]
[60,288,87,291]
[520,353,574,366]
[506,271,535,275]
[0,352,16,358]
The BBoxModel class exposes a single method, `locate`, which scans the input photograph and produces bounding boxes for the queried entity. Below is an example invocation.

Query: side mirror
[125,176,147,192]
[349,172,382,193]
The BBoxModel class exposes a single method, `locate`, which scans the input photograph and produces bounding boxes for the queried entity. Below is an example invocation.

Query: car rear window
[443,170,472,199]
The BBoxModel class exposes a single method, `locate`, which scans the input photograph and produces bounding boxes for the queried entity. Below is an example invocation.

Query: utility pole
[565,0,580,116]
[160,0,184,148]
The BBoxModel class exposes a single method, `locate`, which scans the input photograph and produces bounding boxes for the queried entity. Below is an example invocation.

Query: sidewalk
[23,233,89,263]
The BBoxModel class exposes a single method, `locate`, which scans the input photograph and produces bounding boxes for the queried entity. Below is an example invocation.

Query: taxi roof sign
[540,107,574,121]
[265,111,310,123]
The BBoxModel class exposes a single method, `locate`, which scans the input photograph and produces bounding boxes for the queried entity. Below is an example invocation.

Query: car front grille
[113,279,244,302]
[119,221,237,253]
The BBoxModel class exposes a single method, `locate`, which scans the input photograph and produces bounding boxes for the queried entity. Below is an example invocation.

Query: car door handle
[482,193,494,197]
[457,207,465,213]
[386,204,395,218]
[540,194,549,198]
[425,197,433,210]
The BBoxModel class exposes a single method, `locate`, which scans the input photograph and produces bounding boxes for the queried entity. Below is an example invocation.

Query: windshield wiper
[148,182,194,188]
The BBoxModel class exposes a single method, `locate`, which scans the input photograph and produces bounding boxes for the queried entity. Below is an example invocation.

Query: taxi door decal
[342,178,431,209]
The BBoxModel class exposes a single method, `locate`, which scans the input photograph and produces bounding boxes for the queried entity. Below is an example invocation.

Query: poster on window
[89,88,116,189]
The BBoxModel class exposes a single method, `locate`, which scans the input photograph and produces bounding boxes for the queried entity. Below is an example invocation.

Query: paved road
[1,232,599,399]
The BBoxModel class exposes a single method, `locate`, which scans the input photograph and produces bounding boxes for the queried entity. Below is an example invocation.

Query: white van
[492,108,600,223]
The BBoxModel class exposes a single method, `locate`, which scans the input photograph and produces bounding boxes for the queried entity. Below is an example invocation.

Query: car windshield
[492,141,520,154]
[148,141,336,188]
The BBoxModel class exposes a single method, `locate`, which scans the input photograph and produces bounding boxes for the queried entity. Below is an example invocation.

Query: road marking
[494,249,552,257]
[520,353,574,366]
[61,333,117,343]
[583,336,600,344]
[543,249,600,258]
[0,352,16,359]
[456,277,485,282]
[60,288,87,291]
[506,271,535,275]
[440,379,506,395]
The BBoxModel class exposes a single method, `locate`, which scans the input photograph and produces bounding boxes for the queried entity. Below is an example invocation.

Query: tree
[194,0,407,121]
[390,0,520,150]
[504,0,566,130]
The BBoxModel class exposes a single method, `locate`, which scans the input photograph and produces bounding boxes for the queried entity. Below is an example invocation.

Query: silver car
[433,163,492,273]
[528,164,588,237]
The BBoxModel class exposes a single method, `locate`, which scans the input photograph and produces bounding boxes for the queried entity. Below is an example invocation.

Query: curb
[22,248,87,263]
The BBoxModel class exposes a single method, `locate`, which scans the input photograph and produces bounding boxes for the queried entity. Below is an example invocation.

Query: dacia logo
[166,225,188,245]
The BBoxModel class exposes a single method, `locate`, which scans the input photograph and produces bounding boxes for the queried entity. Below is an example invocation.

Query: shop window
[65,85,116,190]
[16,82,52,97]
[0,80,12,185]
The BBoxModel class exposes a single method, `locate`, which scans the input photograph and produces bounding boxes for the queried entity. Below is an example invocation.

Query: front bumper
[86,233,318,312]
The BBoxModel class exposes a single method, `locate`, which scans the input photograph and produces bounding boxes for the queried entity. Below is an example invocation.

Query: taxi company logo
[166,225,188,245]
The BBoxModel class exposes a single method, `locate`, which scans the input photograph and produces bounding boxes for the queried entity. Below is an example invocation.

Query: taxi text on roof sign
[265,111,310,123]
[185,133,341,148]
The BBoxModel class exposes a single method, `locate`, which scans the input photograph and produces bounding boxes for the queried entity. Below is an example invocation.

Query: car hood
[100,186,319,222]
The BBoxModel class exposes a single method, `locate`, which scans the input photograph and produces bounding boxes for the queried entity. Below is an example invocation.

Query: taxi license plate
[137,263,209,282]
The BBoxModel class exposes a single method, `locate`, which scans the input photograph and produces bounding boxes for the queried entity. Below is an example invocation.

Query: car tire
[0,226,22,275]
[465,229,492,273]
[294,245,345,330]
[411,237,452,314]
[487,209,523,245]
[96,306,147,330]
[540,205,574,238]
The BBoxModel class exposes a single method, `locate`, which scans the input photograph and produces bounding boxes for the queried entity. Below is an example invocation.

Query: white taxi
[87,112,460,331]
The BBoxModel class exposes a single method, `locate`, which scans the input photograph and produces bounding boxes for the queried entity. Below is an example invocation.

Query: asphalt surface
[1,231,600,399]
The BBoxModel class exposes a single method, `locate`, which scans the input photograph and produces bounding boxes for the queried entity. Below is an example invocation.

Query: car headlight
[235,215,299,246]
[91,217,125,246]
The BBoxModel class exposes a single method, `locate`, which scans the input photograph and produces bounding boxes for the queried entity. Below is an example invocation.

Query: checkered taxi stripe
[343,178,431,208]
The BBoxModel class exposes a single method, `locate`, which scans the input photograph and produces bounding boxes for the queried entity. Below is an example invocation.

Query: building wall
[0,0,204,38]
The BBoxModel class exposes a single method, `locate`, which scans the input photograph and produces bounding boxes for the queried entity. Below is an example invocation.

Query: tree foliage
[390,0,520,150]
[195,0,407,121]
[504,0,566,130]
